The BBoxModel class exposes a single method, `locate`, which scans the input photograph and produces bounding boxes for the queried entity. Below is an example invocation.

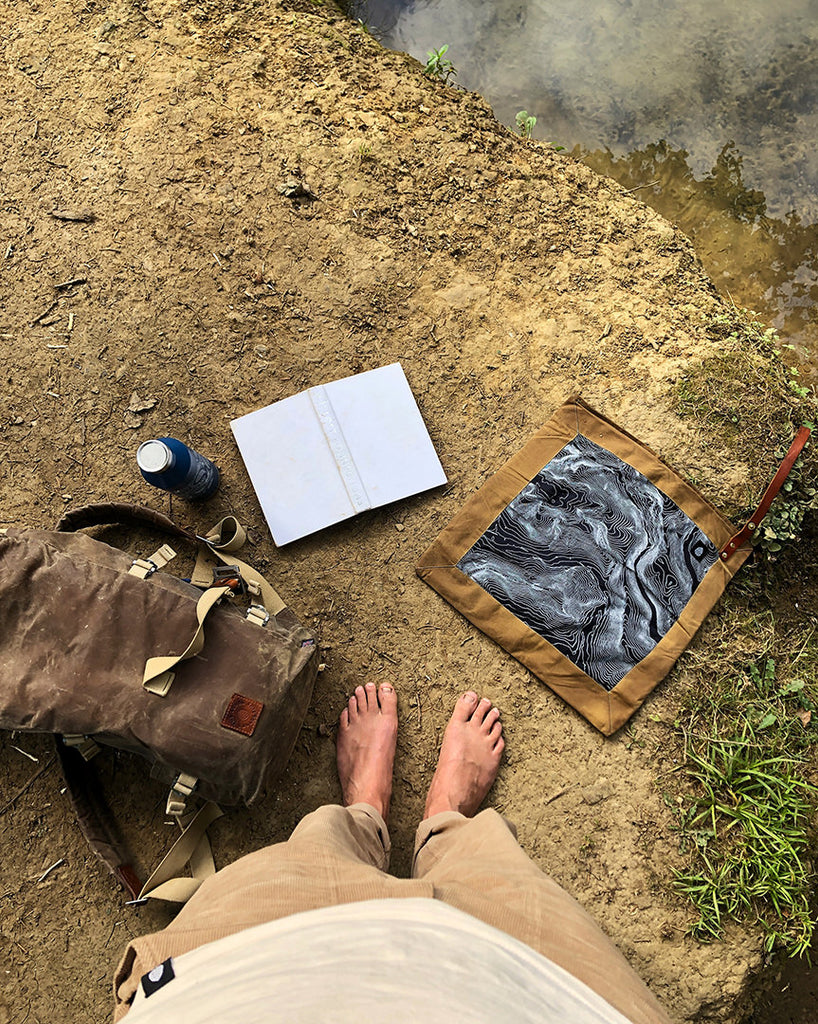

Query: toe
[473,697,493,725]
[349,691,361,718]
[489,719,502,741]
[378,683,397,715]
[483,707,500,732]
[454,691,479,721]
[364,681,377,711]
[340,708,349,729]
[493,736,505,757]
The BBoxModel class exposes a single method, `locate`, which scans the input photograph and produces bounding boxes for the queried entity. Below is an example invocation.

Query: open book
[231,363,447,545]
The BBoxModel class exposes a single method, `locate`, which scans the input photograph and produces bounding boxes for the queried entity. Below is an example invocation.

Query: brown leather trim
[56,502,197,541]
[720,425,811,562]
[115,864,143,900]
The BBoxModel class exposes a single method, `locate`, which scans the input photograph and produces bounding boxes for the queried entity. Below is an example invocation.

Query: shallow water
[351,0,818,369]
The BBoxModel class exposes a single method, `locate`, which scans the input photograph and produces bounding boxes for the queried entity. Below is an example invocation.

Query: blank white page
[231,390,356,546]
[324,364,446,507]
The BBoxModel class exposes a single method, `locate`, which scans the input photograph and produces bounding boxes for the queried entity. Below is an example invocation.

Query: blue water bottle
[136,437,220,500]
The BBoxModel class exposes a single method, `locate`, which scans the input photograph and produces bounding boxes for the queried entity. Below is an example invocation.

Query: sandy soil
[0,0,800,1020]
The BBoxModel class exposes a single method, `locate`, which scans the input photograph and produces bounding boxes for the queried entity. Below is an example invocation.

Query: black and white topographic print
[457,434,718,690]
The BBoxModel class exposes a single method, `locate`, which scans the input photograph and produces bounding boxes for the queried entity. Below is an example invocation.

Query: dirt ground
[0,0,808,1020]
[747,923,818,1024]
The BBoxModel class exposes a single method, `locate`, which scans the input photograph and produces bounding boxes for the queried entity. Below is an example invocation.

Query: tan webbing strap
[142,516,287,695]
[128,544,177,579]
[137,802,223,903]
[142,585,232,695]
[166,771,199,816]
[188,817,217,880]
[192,516,287,616]
[205,515,248,553]
[62,734,102,761]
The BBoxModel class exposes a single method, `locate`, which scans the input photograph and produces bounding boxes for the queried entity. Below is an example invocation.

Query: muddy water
[352,0,818,371]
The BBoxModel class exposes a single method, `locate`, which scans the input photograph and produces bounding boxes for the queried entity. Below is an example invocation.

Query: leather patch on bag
[221,693,264,736]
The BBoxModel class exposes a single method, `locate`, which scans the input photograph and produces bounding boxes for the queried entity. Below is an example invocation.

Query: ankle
[423,799,455,820]
[423,779,463,820]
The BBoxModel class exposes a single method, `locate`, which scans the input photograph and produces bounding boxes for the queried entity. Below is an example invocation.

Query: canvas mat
[416,396,752,735]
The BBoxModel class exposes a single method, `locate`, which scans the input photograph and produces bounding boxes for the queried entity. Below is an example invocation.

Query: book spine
[308,386,371,513]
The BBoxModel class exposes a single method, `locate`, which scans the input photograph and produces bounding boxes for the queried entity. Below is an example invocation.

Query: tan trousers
[114,805,673,1024]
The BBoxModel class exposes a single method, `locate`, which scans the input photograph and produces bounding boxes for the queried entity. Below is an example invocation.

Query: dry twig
[49,209,96,223]
[30,301,57,326]
[0,756,56,816]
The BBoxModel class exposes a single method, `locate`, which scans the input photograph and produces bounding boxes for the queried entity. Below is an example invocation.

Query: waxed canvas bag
[417,397,809,736]
[0,503,318,896]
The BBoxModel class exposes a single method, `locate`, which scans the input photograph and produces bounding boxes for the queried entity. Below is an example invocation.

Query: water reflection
[582,142,818,369]
[350,0,818,363]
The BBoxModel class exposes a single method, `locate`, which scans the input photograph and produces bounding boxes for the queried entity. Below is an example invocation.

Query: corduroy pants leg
[114,804,672,1024]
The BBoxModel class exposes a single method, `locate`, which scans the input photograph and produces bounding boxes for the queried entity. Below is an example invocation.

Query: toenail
[382,685,394,693]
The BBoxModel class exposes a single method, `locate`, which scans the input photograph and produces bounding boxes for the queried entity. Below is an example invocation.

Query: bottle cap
[137,440,174,473]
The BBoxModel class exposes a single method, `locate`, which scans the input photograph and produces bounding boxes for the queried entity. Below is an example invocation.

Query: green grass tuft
[671,638,818,956]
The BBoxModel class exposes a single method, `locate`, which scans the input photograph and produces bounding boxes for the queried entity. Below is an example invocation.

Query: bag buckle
[62,734,101,761]
[166,772,199,817]
[246,603,270,628]
[129,545,177,579]
[210,564,246,595]
[130,557,159,579]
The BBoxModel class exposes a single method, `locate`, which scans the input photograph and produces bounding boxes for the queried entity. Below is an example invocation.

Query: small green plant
[578,834,597,858]
[516,110,537,139]
[753,445,817,556]
[788,363,811,401]
[357,142,373,161]
[424,45,457,84]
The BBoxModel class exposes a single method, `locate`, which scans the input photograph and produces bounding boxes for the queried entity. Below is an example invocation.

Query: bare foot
[337,682,398,820]
[423,691,504,819]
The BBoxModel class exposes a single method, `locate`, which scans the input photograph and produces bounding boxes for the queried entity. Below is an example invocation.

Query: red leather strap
[115,864,143,900]
[720,425,811,562]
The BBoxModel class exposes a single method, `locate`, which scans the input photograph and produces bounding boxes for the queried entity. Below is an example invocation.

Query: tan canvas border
[416,397,752,735]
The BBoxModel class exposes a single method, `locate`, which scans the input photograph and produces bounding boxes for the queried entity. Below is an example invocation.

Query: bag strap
[141,516,287,695]
[191,516,287,616]
[720,425,811,562]
[136,802,223,903]
[57,738,223,904]
[58,504,289,695]
[57,502,198,541]
[57,504,285,613]
[56,738,143,898]
[141,584,233,695]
